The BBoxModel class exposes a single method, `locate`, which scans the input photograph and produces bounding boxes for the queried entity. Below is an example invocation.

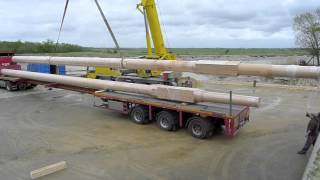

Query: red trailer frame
[93,90,250,137]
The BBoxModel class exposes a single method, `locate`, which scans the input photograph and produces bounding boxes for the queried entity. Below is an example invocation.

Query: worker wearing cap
[298,113,320,154]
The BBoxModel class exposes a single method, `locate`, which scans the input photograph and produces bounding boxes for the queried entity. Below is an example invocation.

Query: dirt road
[0,84,317,180]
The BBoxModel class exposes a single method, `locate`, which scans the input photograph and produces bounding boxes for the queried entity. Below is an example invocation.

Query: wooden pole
[0,69,260,107]
[12,56,320,79]
[30,161,67,179]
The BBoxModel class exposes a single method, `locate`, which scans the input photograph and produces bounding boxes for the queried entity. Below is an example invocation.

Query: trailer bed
[0,75,20,82]
[94,91,247,118]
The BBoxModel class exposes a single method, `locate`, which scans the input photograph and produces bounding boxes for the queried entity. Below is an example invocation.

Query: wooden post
[1,69,261,107]
[30,161,67,179]
[12,56,320,79]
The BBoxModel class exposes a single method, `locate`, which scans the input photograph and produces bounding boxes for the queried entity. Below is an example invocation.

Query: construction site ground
[0,79,319,180]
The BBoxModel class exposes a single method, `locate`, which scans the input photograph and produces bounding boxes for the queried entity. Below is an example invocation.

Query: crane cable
[55,0,124,71]
[55,0,69,52]
[156,0,172,51]
[93,0,124,68]
[49,0,70,74]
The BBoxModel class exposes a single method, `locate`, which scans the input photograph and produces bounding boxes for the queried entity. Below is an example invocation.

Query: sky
[0,0,319,48]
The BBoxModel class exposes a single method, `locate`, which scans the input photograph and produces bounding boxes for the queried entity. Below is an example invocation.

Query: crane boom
[137,0,176,60]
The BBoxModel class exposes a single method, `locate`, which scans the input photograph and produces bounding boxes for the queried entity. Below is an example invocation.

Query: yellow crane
[136,0,176,77]
[137,0,176,60]
[87,0,178,83]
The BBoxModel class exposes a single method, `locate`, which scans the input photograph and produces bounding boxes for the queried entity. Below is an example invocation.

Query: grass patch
[19,48,307,57]
[0,41,307,57]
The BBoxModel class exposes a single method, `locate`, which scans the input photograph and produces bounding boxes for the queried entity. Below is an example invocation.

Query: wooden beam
[30,161,67,179]
[12,56,320,79]
[1,69,261,107]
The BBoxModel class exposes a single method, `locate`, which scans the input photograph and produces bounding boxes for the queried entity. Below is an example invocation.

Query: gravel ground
[0,81,318,180]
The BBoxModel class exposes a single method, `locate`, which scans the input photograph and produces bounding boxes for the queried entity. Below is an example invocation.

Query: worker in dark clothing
[298,113,320,155]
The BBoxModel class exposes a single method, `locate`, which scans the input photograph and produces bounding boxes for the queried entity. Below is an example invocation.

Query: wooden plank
[30,161,67,179]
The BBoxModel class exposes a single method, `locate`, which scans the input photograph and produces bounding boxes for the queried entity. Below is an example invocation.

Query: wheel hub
[160,118,169,128]
[192,124,202,136]
[134,111,143,122]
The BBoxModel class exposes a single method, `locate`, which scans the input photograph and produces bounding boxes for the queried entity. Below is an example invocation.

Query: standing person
[298,113,320,155]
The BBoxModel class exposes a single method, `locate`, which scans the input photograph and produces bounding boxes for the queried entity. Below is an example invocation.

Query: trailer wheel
[5,82,13,91]
[18,83,27,90]
[28,84,37,89]
[187,116,214,139]
[130,105,149,124]
[156,110,178,131]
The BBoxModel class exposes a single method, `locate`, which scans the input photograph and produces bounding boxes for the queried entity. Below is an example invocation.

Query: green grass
[20,48,308,57]
[171,48,307,56]
[0,40,307,57]
[0,40,83,54]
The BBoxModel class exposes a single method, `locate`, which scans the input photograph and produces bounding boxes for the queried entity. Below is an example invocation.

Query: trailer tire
[28,84,37,89]
[130,105,149,124]
[5,82,13,91]
[156,110,178,131]
[18,83,27,90]
[187,116,214,139]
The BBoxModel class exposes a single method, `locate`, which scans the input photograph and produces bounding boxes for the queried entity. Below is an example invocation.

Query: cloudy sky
[0,0,319,48]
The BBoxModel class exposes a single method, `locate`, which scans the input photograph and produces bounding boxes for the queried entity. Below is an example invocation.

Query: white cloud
[0,0,319,48]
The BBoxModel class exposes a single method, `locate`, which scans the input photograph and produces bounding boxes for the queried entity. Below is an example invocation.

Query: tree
[39,39,55,53]
[293,9,320,66]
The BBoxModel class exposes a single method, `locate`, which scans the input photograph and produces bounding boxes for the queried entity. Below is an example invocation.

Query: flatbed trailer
[8,78,250,139]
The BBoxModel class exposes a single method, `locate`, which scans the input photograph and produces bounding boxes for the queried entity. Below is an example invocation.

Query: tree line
[0,40,84,54]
